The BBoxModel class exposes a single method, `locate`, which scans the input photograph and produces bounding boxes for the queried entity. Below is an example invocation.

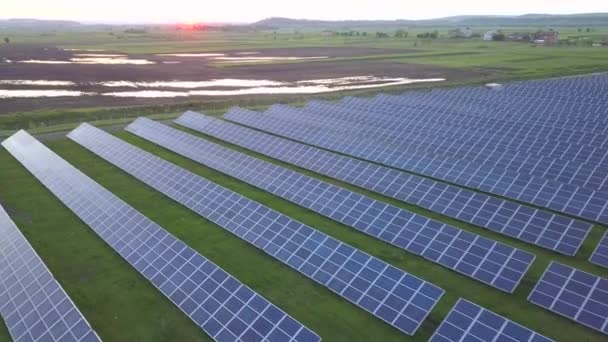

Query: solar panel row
[127,117,535,293]
[175,111,591,256]
[430,299,553,342]
[67,123,445,336]
[528,262,608,335]
[298,101,607,193]
[223,107,608,224]
[263,103,608,196]
[0,204,101,342]
[2,130,320,342]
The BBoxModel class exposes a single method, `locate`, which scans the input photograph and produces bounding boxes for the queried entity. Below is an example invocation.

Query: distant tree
[430,30,439,39]
[586,27,592,32]
[376,32,389,38]
[492,31,506,41]
[577,27,582,32]
[355,31,360,36]
[361,32,367,37]
[3,37,9,44]
[395,29,408,38]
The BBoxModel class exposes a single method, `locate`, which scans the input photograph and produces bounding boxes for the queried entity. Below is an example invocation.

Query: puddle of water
[2,59,12,63]
[157,53,226,57]
[102,78,445,97]
[0,76,445,99]
[73,54,127,57]
[99,79,285,89]
[213,56,329,63]
[20,60,72,64]
[19,57,155,65]
[0,80,76,86]
[0,90,87,98]
[236,52,260,55]
[162,61,181,64]
[70,57,155,65]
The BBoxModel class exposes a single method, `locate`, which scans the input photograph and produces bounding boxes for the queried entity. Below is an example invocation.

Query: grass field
[0,120,606,341]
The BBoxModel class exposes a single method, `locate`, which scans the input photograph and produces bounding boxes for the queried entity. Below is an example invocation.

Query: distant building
[483,31,498,41]
[533,30,559,44]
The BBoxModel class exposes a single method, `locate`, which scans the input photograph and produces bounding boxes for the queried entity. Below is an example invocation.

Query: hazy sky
[3,0,607,23]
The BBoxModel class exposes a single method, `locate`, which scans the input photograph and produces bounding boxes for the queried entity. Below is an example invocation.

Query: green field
[0,119,606,341]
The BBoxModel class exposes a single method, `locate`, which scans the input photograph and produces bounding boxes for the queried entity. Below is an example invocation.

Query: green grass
[0,126,606,341]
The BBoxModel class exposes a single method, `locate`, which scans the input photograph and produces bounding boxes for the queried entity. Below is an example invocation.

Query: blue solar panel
[128,117,535,293]
[175,111,591,256]
[430,299,553,342]
[590,232,608,268]
[0,204,101,342]
[223,107,608,224]
[528,262,608,335]
[2,130,320,342]
[68,123,445,336]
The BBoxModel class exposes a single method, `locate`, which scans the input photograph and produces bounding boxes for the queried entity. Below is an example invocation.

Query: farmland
[1,19,608,342]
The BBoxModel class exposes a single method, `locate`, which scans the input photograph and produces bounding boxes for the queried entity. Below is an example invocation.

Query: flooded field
[0,45,487,113]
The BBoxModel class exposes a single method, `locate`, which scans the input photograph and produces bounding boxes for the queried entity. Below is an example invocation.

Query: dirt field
[0,45,488,113]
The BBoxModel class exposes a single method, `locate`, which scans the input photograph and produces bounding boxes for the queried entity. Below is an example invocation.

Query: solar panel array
[175,111,591,256]
[291,101,607,193]
[528,262,608,335]
[129,117,535,293]
[2,130,320,342]
[430,299,553,342]
[590,232,608,268]
[223,107,608,224]
[68,123,446,336]
[0,204,101,342]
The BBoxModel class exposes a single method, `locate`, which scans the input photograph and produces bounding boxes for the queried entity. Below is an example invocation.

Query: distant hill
[0,18,82,29]
[253,13,608,29]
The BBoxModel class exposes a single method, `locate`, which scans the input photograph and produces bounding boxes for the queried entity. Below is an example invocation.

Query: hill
[253,13,608,29]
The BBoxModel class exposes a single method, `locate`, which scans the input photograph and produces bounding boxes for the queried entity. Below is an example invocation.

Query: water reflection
[0,90,87,98]
[99,79,285,88]
[19,57,156,65]
[157,53,226,57]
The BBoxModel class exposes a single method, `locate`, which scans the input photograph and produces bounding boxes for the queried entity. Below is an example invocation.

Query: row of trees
[4,37,9,44]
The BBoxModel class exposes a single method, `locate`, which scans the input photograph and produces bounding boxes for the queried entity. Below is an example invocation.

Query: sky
[3,0,607,23]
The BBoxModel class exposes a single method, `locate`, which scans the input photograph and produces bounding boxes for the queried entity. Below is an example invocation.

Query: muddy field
[0,45,489,114]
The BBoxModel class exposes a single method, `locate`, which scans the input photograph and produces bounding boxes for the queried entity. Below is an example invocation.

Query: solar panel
[590,232,608,268]
[430,298,553,342]
[528,262,608,335]
[175,111,591,256]
[223,107,608,224]
[68,123,445,336]
[2,130,320,342]
[0,204,101,342]
[129,117,535,293]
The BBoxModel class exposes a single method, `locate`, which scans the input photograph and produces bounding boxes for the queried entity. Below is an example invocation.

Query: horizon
[3,0,607,24]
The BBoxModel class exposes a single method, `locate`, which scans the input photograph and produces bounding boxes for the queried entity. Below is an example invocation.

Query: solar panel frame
[527,262,608,335]
[2,130,320,342]
[430,298,553,342]
[590,231,608,268]
[175,111,591,256]
[0,205,101,342]
[129,117,535,293]
[67,123,446,336]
